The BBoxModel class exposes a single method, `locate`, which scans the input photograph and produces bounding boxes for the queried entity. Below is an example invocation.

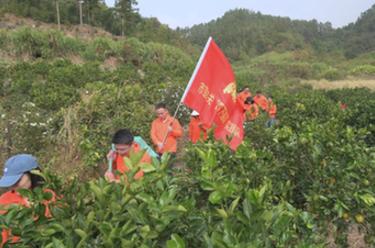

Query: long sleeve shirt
[151,116,183,153]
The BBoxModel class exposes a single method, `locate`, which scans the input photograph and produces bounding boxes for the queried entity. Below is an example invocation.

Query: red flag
[214,102,245,150]
[181,37,244,150]
[181,37,237,124]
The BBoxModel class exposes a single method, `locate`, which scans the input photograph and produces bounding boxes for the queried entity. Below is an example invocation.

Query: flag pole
[160,37,213,149]
[181,36,212,103]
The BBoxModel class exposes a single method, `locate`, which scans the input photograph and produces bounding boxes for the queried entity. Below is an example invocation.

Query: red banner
[214,102,244,150]
[181,37,244,150]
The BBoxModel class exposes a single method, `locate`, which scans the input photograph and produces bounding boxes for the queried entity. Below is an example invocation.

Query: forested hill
[341,5,375,58]
[1,1,375,61]
[180,6,375,60]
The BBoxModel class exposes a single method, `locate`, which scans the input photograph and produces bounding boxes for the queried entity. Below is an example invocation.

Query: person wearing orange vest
[151,103,183,156]
[189,110,209,144]
[105,129,152,182]
[253,91,268,111]
[266,96,277,127]
[236,87,252,112]
[244,97,259,121]
[0,154,56,247]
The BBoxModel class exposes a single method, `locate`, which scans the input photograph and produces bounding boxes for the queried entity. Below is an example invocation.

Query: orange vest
[0,189,56,247]
[189,117,208,144]
[113,142,151,180]
[268,102,277,118]
[151,116,183,153]
[254,94,268,111]
[247,103,259,120]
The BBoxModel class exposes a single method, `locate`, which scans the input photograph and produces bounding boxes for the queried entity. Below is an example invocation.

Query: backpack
[134,136,159,158]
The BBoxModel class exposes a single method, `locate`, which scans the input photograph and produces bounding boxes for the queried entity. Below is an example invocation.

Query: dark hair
[240,87,249,92]
[112,129,134,145]
[155,102,167,110]
[27,169,45,189]
[245,96,254,104]
[256,90,262,94]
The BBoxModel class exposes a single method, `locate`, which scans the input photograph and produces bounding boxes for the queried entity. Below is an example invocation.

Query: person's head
[241,87,250,93]
[268,95,273,101]
[155,102,169,121]
[244,97,254,105]
[112,129,134,156]
[0,154,43,190]
[256,90,262,95]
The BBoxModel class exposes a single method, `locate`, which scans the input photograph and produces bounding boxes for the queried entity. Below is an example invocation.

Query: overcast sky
[104,0,374,29]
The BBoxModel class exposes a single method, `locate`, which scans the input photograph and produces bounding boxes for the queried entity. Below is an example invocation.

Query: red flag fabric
[181,37,244,150]
[182,37,237,124]
[214,102,245,150]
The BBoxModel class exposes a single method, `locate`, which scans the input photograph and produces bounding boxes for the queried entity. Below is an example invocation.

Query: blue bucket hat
[0,154,39,188]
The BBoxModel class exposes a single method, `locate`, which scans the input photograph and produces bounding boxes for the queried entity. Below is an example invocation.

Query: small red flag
[181,37,244,150]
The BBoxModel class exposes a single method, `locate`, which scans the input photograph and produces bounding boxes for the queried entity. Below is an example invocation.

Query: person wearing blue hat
[0,154,47,246]
[0,154,41,189]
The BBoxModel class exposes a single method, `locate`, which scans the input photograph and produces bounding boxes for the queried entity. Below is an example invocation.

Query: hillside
[0,5,374,248]
[181,6,375,60]
[0,0,195,53]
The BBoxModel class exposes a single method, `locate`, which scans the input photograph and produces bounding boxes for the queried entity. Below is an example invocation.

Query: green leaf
[139,162,156,173]
[140,225,151,238]
[52,237,66,248]
[87,211,95,223]
[358,193,375,206]
[208,191,222,204]
[216,208,228,219]
[74,229,87,239]
[166,234,186,248]
[41,228,57,236]
[229,197,241,214]
[162,205,187,213]
[135,192,154,204]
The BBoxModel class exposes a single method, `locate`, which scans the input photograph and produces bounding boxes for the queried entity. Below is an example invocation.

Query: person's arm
[170,119,183,138]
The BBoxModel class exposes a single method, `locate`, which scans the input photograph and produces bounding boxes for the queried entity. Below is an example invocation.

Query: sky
[104,0,375,29]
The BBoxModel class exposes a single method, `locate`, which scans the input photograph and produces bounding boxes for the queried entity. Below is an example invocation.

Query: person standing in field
[188,110,209,144]
[150,103,183,157]
[245,97,259,121]
[236,87,252,112]
[266,96,277,128]
[105,129,152,182]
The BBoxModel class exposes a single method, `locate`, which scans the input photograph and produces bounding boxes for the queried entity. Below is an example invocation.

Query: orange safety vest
[247,103,259,121]
[268,102,277,118]
[254,94,268,111]
[151,116,183,153]
[113,142,152,180]
[189,116,208,144]
[0,189,56,247]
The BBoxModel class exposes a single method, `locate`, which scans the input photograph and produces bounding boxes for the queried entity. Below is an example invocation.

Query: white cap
[191,110,199,116]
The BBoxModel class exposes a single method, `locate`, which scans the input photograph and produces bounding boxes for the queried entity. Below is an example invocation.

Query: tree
[55,0,61,30]
[115,0,138,36]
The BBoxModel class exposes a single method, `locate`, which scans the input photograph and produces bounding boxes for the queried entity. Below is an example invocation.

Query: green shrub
[350,64,375,75]
[83,37,120,61]
[321,67,343,81]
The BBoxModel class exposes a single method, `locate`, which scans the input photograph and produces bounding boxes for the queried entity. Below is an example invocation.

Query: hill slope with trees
[0,3,374,247]
[181,6,375,60]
